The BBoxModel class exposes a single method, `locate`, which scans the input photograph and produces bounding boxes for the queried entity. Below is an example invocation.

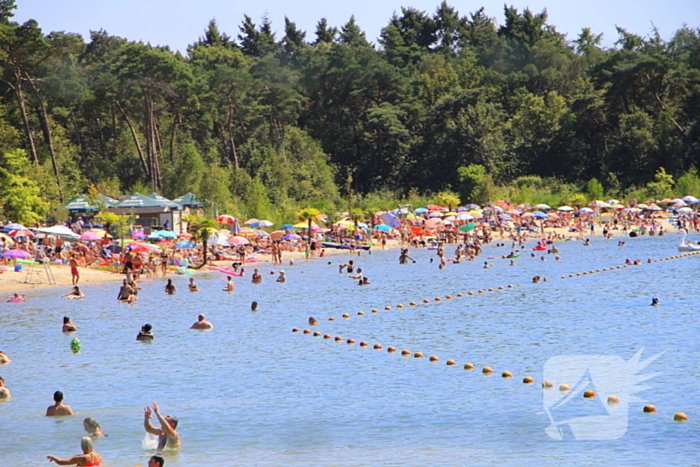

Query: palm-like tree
[296,207,321,249]
[437,192,461,211]
[185,215,219,269]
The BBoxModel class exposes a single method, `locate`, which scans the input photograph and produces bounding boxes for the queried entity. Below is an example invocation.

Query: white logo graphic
[543,348,663,440]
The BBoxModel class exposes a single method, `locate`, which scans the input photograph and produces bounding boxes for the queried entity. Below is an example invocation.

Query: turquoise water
[1,235,698,466]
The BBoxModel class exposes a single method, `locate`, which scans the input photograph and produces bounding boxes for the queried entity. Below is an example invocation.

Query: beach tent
[64,194,117,212]
[149,193,183,210]
[173,192,205,209]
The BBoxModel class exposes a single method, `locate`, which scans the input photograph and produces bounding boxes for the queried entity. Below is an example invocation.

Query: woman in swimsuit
[251,268,262,284]
[62,286,84,299]
[188,277,199,292]
[165,279,176,295]
[83,417,106,438]
[47,436,102,466]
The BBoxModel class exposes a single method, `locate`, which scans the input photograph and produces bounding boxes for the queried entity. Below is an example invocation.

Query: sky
[14,0,699,53]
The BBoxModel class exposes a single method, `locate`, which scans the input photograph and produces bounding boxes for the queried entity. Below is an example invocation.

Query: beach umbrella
[557,206,574,212]
[131,230,146,239]
[456,213,474,221]
[86,228,112,238]
[464,204,481,210]
[283,233,301,240]
[79,231,102,241]
[547,212,559,219]
[636,203,649,210]
[217,215,235,224]
[380,213,401,228]
[459,222,476,232]
[682,195,699,204]
[1,249,30,258]
[208,235,229,246]
[252,220,274,228]
[9,229,34,237]
[281,224,296,230]
[270,230,285,240]
[498,214,512,220]
[579,207,594,214]
[3,223,28,231]
[177,232,192,239]
[238,227,257,238]
[521,212,535,218]
[414,207,428,214]
[590,200,607,207]
[533,211,547,219]
[0,232,13,243]
[228,236,250,245]
[35,225,79,238]
[606,199,620,205]
[373,224,392,231]
[428,212,444,218]
[678,207,693,213]
[425,205,447,211]
[154,230,178,238]
[105,244,122,253]
[647,203,662,211]
[468,211,483,219]
[425,218,444,229]
[175,240,196,248]
[534,204,551,210]
[156,240,174,248]
[256,229,270,237]
[608,203,625,209]
[243,218,259,226]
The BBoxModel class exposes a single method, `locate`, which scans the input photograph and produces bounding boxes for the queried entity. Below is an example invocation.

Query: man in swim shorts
[144,401,180,450]
[46,390,74,416]
[0,376,10,399]
[69,255,80,285]
[190,314,213,330]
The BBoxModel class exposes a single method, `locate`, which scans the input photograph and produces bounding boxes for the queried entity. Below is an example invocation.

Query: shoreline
[1,221,674,296]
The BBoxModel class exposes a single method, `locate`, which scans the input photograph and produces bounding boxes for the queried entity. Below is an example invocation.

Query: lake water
[1,234,698,467]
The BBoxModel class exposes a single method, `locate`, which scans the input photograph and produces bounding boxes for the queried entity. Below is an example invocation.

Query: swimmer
[47,436,101,466]
[350,268,363,280]
[0,376,10,399]
[509,260,516,266]
[583,239,591,246]
[483,262,493,269]
[188,277,199,292]
[276,270,286,283]
[223,276,235,292]
[83,417,106,437]
[164,279,176,295]
[117,279,136,303]
[359,277,370,285]
[651,297,660,306]
[190,313,213,330]
[289,259,294,266]
[144,401,180,450]
[541,256,546,261]
[62,316,77,333]
[532,276,541,284]
[251,301,258,311]
[62,286,85,299]
[0,351,11,365]
[339,260,354,273]
[135,455,165,467]
[7,292,25,302]
[251,268,262,284]
[308,316,318,325]
[46,390,74,416]
[555,256,561,261]
[137,324,154,341]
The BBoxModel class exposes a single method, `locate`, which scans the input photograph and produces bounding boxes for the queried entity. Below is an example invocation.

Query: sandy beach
[0,220,674,296]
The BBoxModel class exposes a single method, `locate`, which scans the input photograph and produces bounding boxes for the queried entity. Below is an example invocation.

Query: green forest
[1,0,700,224]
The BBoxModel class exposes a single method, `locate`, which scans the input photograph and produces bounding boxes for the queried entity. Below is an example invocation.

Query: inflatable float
[321,242,372,250]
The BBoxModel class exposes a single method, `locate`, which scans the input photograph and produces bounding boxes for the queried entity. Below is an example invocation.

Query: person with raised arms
[143,401,180,450]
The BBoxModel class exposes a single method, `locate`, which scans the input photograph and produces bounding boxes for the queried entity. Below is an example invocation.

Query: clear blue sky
[15,0,699,52]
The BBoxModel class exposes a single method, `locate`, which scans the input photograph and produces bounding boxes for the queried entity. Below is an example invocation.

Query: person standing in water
[143,401,180,450]
[223,276,235,292]
[190,314,213,330]
[0,376,10,399]
[47,436,102,466]
[164,279,176,295]
[62,316,77,332]
[46,390,74,416]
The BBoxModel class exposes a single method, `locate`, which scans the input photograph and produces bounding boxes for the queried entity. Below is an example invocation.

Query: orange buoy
[434,297,441,302]
[446,295,453,299]
[674,412,688,422]
[358,311,365,316]
[446,359,456,366]
[464,362,474,370]
[583,390,595,399]
[607,395,619,404]
[385,306,391,310]
[347,338,355,344]
[372,308,379,313]
[373,343,382,350]
[328,317,335,321]
[409,302,417,306]
[542,380,553,389]
[643,404,656,413]
[334,336,342,341]
[502,371,513,378]
[303,329,311,334]
[292,328,299,332]
[359,341,368,347]
[559,384,571,392]
[323,334,331,339]
[482,366,493,375]
[397,304,404,309]
[387,346,396,353]
[429,355,439,362]
[414,351,424,358]
[313,331,321,337]
[456,293,464,297]
[401,349,410,356]
[523,376,534,384]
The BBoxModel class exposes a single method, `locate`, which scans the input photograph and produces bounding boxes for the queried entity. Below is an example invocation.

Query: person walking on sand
[46,390,74,416]
[144,401,180,450]
[69,255,80,286]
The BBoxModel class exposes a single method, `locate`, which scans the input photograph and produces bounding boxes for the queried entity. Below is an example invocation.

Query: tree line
[0,0,699,224]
